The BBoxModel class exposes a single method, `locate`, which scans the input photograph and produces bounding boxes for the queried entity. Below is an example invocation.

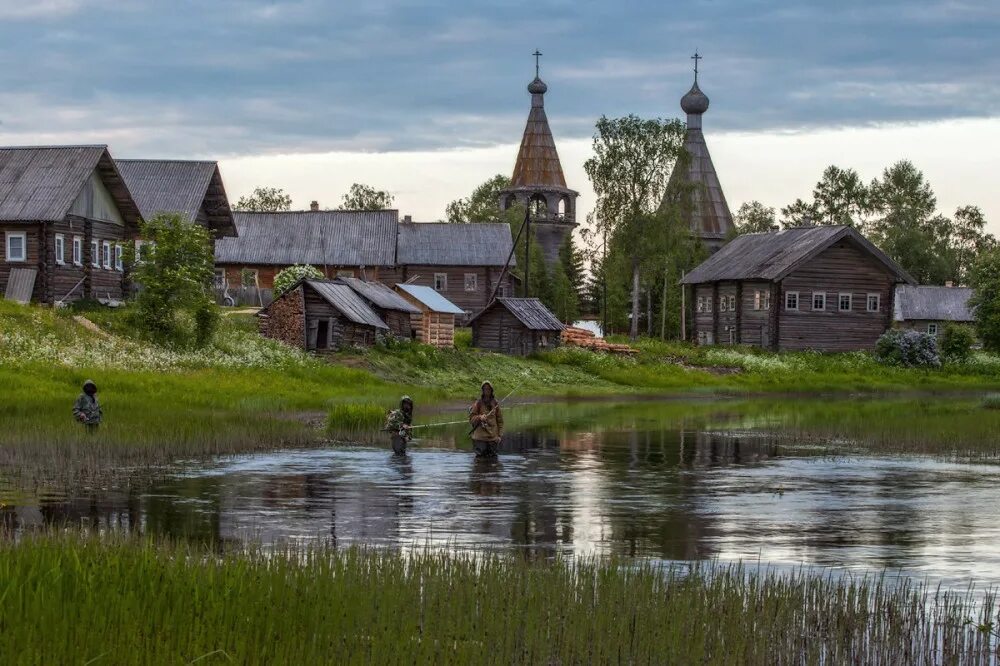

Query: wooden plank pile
[560,327,639,355]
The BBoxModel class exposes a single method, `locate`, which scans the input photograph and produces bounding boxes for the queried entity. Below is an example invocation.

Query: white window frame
[728,295,736,311]
[54,234,65,265]
[785,291,799,311]
[696,296,704,313]
[866,293,880,312]
[927,323,939,335]
[114,244,123,272]
[91,240,100,268]
[763,291,771,310]
[241,269,259,288]
[464,273,478,292]
[213,269,227,288]
[433,273,448,292]
[5,231,26,263]
[72,236,82,266]
[102,241,112,269]
[705,295,712,313]
[838,293,852,312]
[812,292,826,311]
[753,291,761,311]
[719,295,727,312]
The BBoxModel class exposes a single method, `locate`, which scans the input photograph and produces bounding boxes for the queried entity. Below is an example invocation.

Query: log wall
[391,265,513,320]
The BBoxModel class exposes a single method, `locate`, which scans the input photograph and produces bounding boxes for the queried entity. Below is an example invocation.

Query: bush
[274,265,323,295]
[939,324,975,363]
[874,329,941,368]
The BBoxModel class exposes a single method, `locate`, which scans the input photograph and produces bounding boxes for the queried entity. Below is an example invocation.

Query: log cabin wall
[379,309,412,339]
[1,224,41,301]
[777,241,896,352]
[219,264,386,289]
[394,264,513,320]
[716,282,738,344]
[693,284,715,344]
[471,307,506,351]
[47,217,88,303]
[87,218,127,301]
[740,280,772,347]
[260,285,305,348]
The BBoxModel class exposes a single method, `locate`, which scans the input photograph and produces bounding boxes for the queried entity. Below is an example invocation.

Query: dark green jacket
[73,393,102,425]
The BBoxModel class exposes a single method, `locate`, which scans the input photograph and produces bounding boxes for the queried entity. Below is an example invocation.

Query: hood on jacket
[83,380,97,395]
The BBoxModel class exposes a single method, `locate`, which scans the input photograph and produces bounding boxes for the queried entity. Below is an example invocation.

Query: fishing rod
[407,381,525,431]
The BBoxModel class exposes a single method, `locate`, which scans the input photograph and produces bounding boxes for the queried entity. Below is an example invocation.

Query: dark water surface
[4,398,1000,589]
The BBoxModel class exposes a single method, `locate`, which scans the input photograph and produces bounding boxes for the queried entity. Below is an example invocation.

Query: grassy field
[1,535,996,665]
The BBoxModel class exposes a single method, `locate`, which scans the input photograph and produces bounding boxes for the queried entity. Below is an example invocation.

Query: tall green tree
[583,114,687,339]
[446,175,510,223]
[951,206,996,285]
[811,165,870,227]
[235,186,292,212]
[969,247,1000,351]
[734,201,777,234]
[339,183,394,210]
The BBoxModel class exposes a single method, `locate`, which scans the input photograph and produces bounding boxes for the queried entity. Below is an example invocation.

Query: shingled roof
[894,285,974,322]
[395,222,515,267]
[681,225,915,285]
[0,145,140,225]
[305,280,388,329]
[510,76,568,189]
[117,159,236,237]
[338,277,420,314]
[215,210,398,266]
[469,297,564,331]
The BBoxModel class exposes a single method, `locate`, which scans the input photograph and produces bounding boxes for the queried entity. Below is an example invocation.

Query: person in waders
[469,381,503,458]
[72,380,102,433]
[384,396,414,455]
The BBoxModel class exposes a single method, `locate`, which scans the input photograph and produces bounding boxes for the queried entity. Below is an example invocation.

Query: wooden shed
[395,283,465,348]
[681,225,915,352]
[894,284,974,336]
[469,297,565,355]
[337,277,420,339]
[258,279,388,352]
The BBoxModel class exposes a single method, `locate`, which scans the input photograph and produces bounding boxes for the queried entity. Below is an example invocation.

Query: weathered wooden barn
[395,283,465,347]
[391,220,517,321]
[258,279,389,352]
[214,209,398,291]
[116,159,237,242]
[894,284,974,335]
[0,145,142,305]
[337,277,420,339]
[469,297,564,355]
[681,225,915,352]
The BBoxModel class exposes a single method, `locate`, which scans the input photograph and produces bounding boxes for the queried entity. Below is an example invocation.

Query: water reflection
[3,399,1000,589]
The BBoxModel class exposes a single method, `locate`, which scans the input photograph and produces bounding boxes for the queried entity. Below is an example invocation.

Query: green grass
[1,535,996,665]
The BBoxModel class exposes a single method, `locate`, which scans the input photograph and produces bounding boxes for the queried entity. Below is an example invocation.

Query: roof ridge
[0,144,108,150]
[117,158,217,165]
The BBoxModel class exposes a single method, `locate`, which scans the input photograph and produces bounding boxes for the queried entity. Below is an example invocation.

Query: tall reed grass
[1,535,997,664]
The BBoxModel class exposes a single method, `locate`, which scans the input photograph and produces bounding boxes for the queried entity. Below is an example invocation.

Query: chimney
[402,214,412,223]
[310,200,319,212]
[945,281,954,288]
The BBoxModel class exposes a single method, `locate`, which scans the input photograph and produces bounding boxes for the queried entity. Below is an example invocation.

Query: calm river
[4,397,1000,589]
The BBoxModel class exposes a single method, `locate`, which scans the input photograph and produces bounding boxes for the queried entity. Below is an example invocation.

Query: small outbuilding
[894,284,974,336]
[258,279,388,352]
[337,277,420,339]
[395,283,465,348]
[469,297,565,355]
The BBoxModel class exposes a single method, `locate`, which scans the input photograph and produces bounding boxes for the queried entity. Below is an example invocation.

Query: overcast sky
[1,0,998,228]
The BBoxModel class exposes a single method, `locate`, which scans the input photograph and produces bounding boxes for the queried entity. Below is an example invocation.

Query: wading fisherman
[72,380,102,433]
[384,396,414,455]
[469,381,503,458]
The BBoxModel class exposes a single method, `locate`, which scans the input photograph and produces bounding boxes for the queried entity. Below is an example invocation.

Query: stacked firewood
[561,327,639,355]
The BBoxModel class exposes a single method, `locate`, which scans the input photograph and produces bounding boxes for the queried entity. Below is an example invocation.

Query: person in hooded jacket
[384,396,414,455]
[469,381,503,457]
[73,380,102,433]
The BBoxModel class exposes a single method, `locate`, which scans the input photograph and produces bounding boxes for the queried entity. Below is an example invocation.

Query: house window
[839,293,852,312]
[434,273,448,291]
[54,234,65,265]
[705,295,712,313]
[102,241,111,269]
[336,270,354,278]
[72,236,82,265]
[240,268,259,288]
[5,231,26,262]
[91,240,100,268]
[719,296,728,312]
[866,293,880,312]
[927,323,939,335]
[812,292,826,311]
[763,291,771,310]
[785,291,799,311]
[696,296,704,313]
[753,291,761,310]
[213,269,226,288]
[728,295,736,311]
[114,245,123,272]
[464,273,478,292]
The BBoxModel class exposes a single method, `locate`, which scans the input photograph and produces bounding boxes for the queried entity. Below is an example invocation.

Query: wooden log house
[469,297,565,355]
[257,279,389,352]
[893,284,974,336]
[394,283,465,348]
[0,145,142,305]
[681,225,915,352]
[337,277,420,339]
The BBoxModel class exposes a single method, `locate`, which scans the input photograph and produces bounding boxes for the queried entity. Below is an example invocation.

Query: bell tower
[499,50,579,268]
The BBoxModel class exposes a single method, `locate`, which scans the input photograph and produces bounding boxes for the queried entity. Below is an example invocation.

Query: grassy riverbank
[4,300,1000,474]
[1,535,996,665]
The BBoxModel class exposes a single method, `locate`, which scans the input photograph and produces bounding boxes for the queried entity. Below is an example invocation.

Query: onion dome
[528,77,548,95]
[681,81,710,115]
